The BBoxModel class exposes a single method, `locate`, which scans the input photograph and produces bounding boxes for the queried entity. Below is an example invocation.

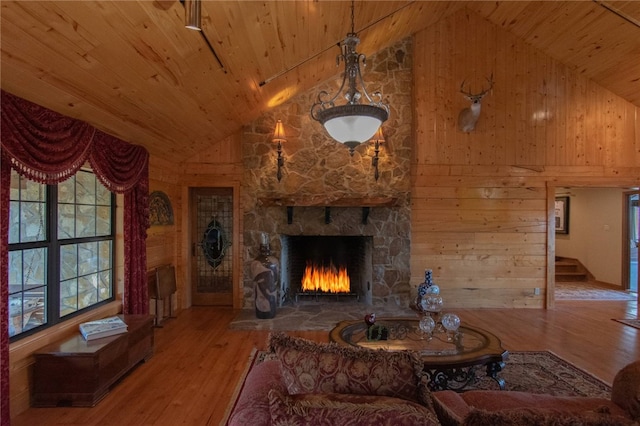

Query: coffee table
[329,317,508,391]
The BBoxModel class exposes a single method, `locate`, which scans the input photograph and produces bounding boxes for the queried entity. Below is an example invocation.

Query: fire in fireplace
[301,261,350,293]
[280,235,373,304]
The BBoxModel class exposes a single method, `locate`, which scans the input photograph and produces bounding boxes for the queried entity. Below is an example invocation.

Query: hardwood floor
[12,299,639,426]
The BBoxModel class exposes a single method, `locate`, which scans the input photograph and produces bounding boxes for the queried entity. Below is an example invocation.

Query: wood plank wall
[148,156,181,314]
[411,9,640,308]
[147,130,244,312]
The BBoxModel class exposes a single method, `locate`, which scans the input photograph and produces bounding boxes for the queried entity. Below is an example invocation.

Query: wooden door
[190,188,234,305]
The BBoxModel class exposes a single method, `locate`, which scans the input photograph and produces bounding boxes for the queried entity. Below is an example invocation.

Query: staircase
[555,257,591,282]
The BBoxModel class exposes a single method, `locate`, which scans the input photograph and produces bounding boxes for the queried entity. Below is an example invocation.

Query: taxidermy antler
[457,75,494,132]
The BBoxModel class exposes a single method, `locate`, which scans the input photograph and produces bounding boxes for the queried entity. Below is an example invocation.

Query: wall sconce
[185,0,202,31]
[370,127,385,181]
[273,120,286,181]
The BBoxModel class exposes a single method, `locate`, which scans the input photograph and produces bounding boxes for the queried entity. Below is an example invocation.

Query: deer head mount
[457,75,494,132]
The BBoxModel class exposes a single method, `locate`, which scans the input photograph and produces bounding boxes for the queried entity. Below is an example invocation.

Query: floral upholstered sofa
[226,332,439,425]
[226,332,640,426]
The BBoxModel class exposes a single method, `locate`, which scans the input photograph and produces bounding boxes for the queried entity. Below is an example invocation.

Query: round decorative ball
[441,313,461,332]
[419,316,436,334]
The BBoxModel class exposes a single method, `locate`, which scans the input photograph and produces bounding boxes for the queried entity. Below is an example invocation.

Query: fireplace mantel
[257,196,399,207]
[258,196,400,225]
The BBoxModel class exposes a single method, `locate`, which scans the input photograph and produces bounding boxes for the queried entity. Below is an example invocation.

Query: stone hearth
[229,302,411,331]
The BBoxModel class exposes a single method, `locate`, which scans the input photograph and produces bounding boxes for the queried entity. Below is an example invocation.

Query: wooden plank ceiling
[1,1,639,163]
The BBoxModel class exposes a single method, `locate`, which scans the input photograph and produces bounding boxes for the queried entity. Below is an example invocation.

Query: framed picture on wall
[555,196,569,234]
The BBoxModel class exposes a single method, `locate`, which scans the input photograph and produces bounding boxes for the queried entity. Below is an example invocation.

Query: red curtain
[0,90,150,423]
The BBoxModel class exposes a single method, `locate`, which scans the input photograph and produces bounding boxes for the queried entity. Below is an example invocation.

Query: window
[8,168,115,340]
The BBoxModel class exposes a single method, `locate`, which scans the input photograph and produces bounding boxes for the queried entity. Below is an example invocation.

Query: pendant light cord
[259,1,415,87]
[350,0,355,34]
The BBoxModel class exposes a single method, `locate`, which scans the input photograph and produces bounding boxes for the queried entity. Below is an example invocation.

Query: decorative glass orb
[441,313,460,332]
[418,298,428,312]
[425,284,440,296]
[419,316,436,336]
[426,295,443,312]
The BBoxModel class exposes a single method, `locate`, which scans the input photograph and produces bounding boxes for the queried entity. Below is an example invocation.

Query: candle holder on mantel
[251,233,280,319]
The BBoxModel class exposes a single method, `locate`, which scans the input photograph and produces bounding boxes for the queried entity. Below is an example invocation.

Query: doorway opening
[553,187,638,303]
[624,191,639,293]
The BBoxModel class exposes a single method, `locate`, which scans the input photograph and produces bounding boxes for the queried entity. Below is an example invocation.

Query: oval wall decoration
[149,191,174,226]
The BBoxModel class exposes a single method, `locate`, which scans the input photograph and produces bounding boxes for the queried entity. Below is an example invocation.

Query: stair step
[556,271,587,282]
[556,264,579,273]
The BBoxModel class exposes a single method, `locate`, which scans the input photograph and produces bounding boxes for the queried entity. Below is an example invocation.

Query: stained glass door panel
[191,188,234,305]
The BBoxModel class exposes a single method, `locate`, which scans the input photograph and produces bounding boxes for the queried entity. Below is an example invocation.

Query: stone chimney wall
[242,38,413,309]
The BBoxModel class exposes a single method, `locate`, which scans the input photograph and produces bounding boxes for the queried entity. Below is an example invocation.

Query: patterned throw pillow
[268,332,430,405]
[268,389,441,426]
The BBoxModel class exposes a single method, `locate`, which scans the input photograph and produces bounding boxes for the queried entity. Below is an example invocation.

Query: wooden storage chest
[32,314,154,407]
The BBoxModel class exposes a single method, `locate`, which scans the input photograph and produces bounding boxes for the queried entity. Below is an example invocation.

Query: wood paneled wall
[147,155,181,313]
[411,9,640,308]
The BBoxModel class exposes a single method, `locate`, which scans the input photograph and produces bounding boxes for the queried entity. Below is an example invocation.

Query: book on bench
[79,316,128,341]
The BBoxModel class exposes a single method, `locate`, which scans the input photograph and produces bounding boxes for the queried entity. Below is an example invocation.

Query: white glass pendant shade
[316,104,388,149]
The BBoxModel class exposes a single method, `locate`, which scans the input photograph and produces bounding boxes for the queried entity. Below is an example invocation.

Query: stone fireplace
[241,37,413,311]
[243,202,412,309]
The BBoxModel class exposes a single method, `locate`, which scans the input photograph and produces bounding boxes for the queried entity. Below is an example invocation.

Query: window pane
[76,205,96,237]
[9,170,21,200]
[21,292,46,333]
[60,244,77,281]
[8,249,47,287]
[99,241,111,271]
[76,205,96,238]
[23,248,46,285]
[58,204,75,239]
[8,248,47,337]
[8,251,23,287]
[78,242,98,275]
[58,176,75,203]
[98,271,112,301]
[96,206,111,235]
[20,202,46,242]
[76,171,95,205]
[96,182,111,206]
[9,201,20,244]
[8,295,21,337]
[60,278,78,316]
[78,274,98,309]
[22,177,45,201]
[8,292,46,337]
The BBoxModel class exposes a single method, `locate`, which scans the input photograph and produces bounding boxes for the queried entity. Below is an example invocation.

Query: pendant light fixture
[310,0,389,155]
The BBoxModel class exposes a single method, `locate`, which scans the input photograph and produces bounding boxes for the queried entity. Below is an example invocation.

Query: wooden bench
[33,314,154,407]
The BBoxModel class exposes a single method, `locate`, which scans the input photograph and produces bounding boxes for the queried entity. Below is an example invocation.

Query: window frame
[8,169,116,342]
